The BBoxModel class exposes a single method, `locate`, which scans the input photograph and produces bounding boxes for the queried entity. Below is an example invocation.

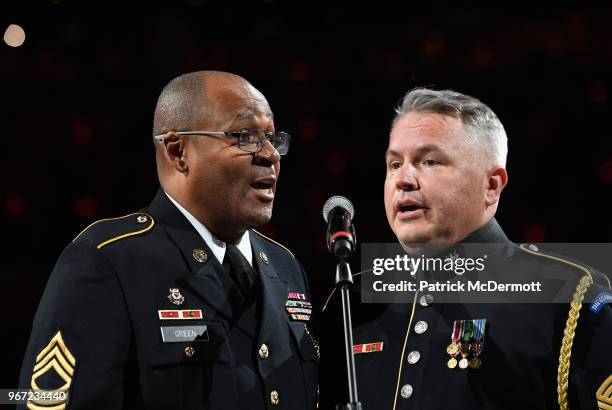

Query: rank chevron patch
[28,331,75,409]
[597,375,612,410]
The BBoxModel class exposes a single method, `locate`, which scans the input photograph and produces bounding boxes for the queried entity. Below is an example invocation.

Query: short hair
[152,70,244,136]
[393,88,508,167]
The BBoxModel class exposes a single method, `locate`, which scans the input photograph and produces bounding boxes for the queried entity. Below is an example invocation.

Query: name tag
[160,325,209,343]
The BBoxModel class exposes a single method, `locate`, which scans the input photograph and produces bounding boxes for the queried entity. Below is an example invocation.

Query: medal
[446,343,459,355]
[470,341,483,355]
[458,320,473,369]
[470,319,486,369]
[447,320,463,367]
[447,320,462,354]
[448,318,486,370]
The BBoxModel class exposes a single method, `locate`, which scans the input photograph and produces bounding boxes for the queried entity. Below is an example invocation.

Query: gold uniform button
[259,343,269,359]
[184,346,196,358]
[270,390,279,405]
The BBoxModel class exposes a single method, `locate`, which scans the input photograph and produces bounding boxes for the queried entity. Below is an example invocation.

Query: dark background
[2,0,611,389]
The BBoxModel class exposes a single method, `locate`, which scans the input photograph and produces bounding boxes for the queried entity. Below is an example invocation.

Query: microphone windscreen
[322,195,355,223]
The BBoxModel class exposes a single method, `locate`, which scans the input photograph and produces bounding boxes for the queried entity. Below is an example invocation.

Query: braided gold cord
[557,275,593,410]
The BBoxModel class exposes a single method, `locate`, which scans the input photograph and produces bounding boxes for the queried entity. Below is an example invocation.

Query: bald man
[18,71,318,410]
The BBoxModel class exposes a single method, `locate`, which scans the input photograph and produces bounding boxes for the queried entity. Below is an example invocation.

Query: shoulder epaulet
[518,243,611,289]
[518,243,593,279]
[252,229,295,258]
[321,270,370,312]
[73,213,155,250]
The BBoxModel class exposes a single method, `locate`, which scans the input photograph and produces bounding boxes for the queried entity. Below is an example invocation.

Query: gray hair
[393,88,508,167]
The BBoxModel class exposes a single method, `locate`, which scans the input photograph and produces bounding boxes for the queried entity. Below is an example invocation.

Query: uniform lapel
[146,189,237,323]
[250,232,292,377]
[179,253,239,325]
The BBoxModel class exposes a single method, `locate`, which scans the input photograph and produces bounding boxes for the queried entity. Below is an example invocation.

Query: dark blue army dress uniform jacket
[318,218,612,410]
[18,189,319,409]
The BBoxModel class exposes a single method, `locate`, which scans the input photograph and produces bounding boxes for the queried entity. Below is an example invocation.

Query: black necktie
[223,244,258,302]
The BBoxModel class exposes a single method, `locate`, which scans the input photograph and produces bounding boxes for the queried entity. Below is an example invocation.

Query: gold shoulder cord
[518,244,594,410]
[558,275,592,410]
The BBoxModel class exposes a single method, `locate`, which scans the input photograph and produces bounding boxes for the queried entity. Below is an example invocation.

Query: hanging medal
[446,320,463,369]
[469,319,486,369]
[458,319,473,369]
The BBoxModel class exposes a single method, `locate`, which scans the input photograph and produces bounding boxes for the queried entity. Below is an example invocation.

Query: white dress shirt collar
[165,192,252,266]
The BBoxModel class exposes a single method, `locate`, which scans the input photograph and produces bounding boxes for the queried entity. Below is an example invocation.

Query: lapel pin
[193,249,208,263]
[259,251,269,264]
[167,288,185,306]
[137,215,148,223]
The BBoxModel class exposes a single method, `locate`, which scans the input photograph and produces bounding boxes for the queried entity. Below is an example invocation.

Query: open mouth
[251,181,273,192]
[399,204,420,213]
[396,200,426,219]
[250,177,275,201]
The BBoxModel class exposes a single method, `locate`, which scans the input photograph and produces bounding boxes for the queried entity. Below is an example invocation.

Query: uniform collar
[164,191,252,266]
[461,217,509,244]
[439,218,510,259]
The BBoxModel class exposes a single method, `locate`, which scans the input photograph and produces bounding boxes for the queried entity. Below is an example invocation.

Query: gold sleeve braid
[557,274,593,410]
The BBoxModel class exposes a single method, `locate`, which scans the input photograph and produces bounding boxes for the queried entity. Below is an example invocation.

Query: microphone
[322,196,356,260]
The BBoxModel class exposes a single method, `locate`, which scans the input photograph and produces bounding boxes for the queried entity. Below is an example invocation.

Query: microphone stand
[334,260,362,410]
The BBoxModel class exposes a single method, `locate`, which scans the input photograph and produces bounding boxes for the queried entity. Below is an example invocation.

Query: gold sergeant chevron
[28,331,75,410]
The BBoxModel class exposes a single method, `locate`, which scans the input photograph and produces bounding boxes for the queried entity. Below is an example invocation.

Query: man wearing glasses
[19,71,318,409]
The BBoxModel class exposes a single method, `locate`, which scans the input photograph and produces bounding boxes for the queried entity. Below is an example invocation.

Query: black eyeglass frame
[152,129,291,155]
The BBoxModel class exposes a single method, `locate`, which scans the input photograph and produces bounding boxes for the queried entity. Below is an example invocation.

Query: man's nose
[396,166,419,191]
[253,139,281,166]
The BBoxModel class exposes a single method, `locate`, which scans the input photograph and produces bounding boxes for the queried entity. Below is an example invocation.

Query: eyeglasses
[153,129,291,155]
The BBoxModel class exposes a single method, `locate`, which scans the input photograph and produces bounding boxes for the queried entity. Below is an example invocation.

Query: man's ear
[485,165,508,207]
[162,132,188,174]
